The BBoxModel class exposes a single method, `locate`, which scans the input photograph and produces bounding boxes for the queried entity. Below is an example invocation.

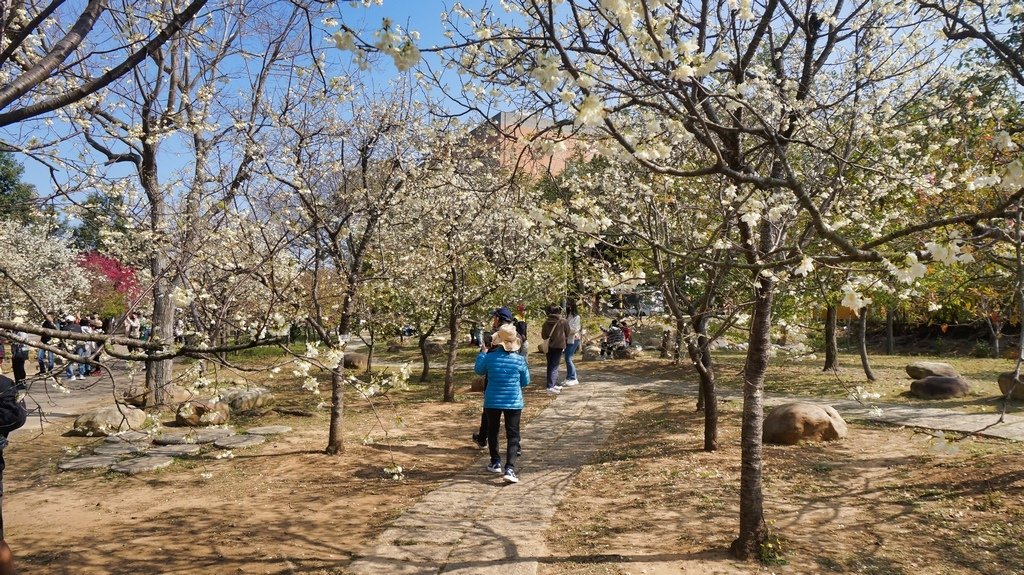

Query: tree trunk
[418,331,431,382]
[987,315,1001,358]
[366,325,374,373]
[823,305,838,372]
[443,306,459,402]
[325,366,344,455]
[686,315,717,451]
[731,274,774,560]
[858,306,876,381]
[326,283,357,454]
[885,308,895,355]
[660,329,671,359]
[143,141,172,408]
[673,327,683,364]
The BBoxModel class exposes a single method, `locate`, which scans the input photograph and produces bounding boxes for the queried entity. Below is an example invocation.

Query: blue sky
[18,1,477,201]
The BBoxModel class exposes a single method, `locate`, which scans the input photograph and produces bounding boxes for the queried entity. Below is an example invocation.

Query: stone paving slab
[104,431,151,444]
[214,434,266,449]
[92,443,146,456]
[110,456,174,475]
[153,427,235,445]
[346,378,627,575]
[58,455,123,471]
[148,444,202,457]
[245,425,292,435]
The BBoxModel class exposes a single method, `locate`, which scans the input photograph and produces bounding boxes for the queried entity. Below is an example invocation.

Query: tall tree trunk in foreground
[325,366,345,455]
[731,274,774,559]
[686,315,717,451]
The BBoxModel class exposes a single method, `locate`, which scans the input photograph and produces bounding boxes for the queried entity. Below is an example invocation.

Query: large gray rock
[175,400,230,427]
[425,342,445,355]
[906,361,960,380]
[218,387,275,412]
[910,376,971,399]
[72,405,147,437]
[343,352,368,372]
[612,346,644,360]
[997,372,1024,400]
[581,345,602,361]
[763,402,848,445]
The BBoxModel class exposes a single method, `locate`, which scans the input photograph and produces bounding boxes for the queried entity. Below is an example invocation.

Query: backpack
[514,319,527,340]
[0,375,27,435]
[11,341,29,361]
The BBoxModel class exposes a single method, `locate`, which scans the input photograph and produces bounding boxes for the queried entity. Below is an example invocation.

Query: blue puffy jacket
[475,349,530,410]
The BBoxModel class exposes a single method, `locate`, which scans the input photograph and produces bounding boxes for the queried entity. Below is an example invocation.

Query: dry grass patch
[542,390,1024,575]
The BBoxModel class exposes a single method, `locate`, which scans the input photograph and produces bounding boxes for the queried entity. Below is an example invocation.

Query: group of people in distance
[471,302,583,484]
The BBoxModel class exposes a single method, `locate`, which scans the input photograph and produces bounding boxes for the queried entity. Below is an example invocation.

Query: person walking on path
[513,303,529,364]
[472,307,518,449]
[540,304,571,394]
[474,322,530,484]
[7,333,27,386]
[124,312,141,354]
[36,314,55,375]
[563,300,582,387]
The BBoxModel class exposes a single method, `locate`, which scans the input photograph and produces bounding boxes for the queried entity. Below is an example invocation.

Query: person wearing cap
[474,322,530,484]
[540,304,572,394]
[472,307,517,449]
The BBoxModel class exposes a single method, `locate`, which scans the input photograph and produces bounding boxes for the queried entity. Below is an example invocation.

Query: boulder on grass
[910,376,971,399]
[175,400,230,426]
[122,384,193,408]
[763,402,848,445]
[387,343,403,353]
[582,346,602,361]
[343,352,368,372]
[218,387,275,412]
[997,372,1024,400]
[612,346,644,360]
[73,405,147,437]
[425,342,445,355]
[906,361,960,380]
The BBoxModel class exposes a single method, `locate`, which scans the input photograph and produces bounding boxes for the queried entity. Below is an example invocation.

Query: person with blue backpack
[474,322,530,484]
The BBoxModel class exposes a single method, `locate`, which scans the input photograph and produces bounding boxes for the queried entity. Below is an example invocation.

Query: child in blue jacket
[474,322,530,483]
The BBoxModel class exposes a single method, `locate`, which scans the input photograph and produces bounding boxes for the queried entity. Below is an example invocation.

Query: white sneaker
[563,379,579,387]
[546,387,561,395]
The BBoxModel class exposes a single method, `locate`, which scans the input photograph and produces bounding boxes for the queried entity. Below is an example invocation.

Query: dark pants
[545,348,563,389]
[478,409,487,441]
[11,359,24,384]
[485,408,521,470]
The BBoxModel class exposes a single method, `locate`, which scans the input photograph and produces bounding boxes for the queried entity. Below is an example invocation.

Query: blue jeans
[66,347,87,378]
[545,348,563,389]
[37,348,55,372]
[564,339,580,381]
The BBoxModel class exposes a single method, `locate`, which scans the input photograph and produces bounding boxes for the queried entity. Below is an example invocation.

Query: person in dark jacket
[474,323,530,484]
[37,313,56,374]
[540,304,571,394]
